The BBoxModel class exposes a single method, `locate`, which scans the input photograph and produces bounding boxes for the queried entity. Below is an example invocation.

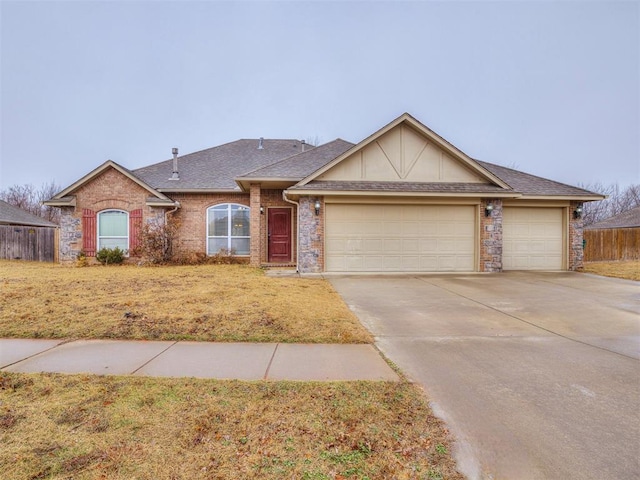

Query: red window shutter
[129,209,143,252]
[82,209,96,256]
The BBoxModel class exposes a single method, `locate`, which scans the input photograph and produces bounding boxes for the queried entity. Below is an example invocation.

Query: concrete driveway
[330,272,640,480]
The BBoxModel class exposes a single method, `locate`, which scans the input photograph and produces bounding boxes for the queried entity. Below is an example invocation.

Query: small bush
[96,247,126,265]
[76,251,89,267]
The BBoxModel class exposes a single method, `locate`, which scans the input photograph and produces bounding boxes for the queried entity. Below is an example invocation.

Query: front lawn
[0,373,462,479]
[0,261,372,344]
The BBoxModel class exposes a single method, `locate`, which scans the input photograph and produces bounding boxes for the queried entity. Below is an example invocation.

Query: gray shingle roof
[239,139,355,179]
[0,200,58,227]
[133,139,309,190]
[586,205,640,229]
[57,131,603,198]
[288,181,511,194]
[476,160,599,197]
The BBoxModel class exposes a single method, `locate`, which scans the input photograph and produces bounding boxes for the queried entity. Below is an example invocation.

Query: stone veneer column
[58,207,81,262]
[479,199,503,272]
[298,196,323,273]
[249,184,262,267]
[568,200,584,271]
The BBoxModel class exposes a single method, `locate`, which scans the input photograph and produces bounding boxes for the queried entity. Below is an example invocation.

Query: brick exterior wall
[249,184,261,266]
[58,166,585,272]
[258,189,297,265]
[59,168,299,266]
[58,168,157,262]
[479,199,503,272]
[569,200,584,271]
[298,196,324,273]
[168,192,250,257]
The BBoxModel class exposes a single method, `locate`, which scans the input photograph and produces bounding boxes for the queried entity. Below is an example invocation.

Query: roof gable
[298,113,510,188]
[46,160,171,204]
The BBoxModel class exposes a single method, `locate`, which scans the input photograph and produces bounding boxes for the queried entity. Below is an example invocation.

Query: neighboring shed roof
[134,139,309,191]
[0,200,57,227]
[586,205,640,230]
[476,161,602,197]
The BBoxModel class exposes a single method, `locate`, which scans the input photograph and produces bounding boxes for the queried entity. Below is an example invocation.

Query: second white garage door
[502,207,564,270]
[325,204,476,272]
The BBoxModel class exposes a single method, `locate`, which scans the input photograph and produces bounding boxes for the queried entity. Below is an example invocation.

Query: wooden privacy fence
[584,228,640,262]
[0,225,58,262]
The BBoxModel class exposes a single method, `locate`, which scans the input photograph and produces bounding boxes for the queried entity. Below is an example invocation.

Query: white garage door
[325,204,476,272]
[503,207,564,270]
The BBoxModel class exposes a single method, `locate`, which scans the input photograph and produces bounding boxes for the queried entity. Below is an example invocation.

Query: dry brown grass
[582,260,640,281]
[0,261,372,344]
[0,372,462,480]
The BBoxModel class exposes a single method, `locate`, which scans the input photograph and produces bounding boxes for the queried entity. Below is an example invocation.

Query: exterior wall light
[574,204,583,219]
[314,199,321,216]
[485,203,494,217]
[260,205,264,215]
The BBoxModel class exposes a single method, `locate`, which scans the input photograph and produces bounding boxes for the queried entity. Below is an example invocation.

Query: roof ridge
[133,138,305,173]
[238,138,353,178]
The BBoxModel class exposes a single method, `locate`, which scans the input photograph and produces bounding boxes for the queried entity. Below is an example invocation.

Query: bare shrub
[133,215,181,264]
[171,248,244,265]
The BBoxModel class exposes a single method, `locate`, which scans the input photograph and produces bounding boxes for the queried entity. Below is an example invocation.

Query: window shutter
[82,209,96,256]
[129,209,143,252]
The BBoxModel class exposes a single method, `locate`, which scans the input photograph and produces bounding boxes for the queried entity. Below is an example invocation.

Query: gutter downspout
[282,191,300,273]
[165,201,181,220]
[164,201,181,256]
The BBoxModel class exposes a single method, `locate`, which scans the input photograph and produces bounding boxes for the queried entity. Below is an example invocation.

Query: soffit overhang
[284,189,522,199]
[234,178,301,192]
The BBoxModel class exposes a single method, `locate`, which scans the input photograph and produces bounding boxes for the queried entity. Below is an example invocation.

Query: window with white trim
[207,204,250,256]
[97,210,129,251]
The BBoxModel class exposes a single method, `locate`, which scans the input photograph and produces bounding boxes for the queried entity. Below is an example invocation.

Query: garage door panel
[383,256,403,270]
[326,204,476,272]
[419,257,438,270]
[503,207,563,270]
[420,238,438,252]
[400,238,419,253]
[358,223,374,234]
[363,238,383,251]
[346,256,363,270]
[402,222,420,235]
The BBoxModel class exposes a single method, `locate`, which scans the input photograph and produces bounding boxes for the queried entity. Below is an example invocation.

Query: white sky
[1,0,638,192]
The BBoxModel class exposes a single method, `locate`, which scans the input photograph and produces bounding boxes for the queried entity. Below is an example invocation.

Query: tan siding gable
[318,124,487,183]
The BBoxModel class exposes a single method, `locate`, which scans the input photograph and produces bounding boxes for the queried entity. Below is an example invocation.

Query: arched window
[97,210,129,251]
[207,204,250,256]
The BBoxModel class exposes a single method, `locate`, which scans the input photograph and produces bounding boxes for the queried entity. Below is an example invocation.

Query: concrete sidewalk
[0,338,399,381]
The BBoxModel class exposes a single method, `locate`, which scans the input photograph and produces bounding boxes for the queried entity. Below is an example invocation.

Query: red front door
[268,208,292,263]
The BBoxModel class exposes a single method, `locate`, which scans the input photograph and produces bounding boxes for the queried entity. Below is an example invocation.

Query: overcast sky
[1,0,638,193]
